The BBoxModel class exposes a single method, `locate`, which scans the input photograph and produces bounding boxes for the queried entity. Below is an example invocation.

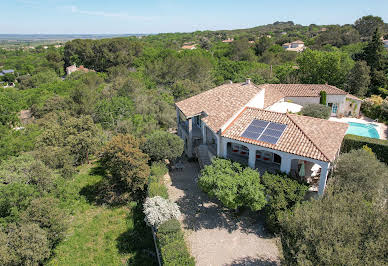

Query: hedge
[157,219,195,266]
[342,134,388,164]
[147,163,195,265]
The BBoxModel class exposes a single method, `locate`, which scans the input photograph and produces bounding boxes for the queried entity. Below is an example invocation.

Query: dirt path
[165,160,281,266]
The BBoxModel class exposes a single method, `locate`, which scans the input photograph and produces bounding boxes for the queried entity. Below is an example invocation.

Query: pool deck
[329,116,388,140]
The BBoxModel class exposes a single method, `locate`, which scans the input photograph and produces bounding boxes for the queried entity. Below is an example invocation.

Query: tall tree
[355,29,387,93]
[345,60,370,97]
[354,15,384,38]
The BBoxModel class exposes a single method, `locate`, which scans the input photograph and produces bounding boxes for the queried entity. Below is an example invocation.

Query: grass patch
[48,164,157,266]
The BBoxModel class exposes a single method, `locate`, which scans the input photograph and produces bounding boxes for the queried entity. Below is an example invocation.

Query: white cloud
[67,5,155,21]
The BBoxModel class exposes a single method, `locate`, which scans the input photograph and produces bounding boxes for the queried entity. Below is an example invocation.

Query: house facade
[175,80,359,195]
[282,40,306,52]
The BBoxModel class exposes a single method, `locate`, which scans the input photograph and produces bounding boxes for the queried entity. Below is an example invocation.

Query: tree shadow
[116,202,158,266]
[227,256,279,266]
[169,160,272,238]
[79,165,132,207]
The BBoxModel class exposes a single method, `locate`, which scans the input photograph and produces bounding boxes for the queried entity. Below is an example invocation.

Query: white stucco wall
[245,88,265,109]
[285,96,320,106]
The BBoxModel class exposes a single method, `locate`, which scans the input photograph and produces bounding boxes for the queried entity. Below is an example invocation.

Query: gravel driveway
[165,160,281,266]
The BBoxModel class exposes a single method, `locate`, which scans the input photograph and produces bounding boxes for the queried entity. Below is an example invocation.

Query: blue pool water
[346,122,380,139]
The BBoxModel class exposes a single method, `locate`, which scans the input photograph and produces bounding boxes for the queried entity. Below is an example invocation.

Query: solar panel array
[241,119,287,144]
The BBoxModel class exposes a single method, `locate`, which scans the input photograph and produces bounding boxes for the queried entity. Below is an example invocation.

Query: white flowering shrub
[143,196,181,228]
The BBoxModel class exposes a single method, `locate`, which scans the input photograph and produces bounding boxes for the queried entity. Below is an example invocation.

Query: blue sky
[1,0,388,34]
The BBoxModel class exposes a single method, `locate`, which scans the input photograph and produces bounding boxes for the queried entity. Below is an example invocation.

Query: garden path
[165,160,281,266]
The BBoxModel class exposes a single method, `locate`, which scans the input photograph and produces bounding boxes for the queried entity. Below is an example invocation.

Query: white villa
[282,40,306,52]
[175,80,362,195]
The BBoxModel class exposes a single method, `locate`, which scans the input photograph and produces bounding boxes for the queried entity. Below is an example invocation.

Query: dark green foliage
[93,96,134,129]
[355,29,387,93]
[301,104,331,119]
[342,134,388,164]
[354,15,384,38]
[64,38,143,72]
[345,61,370,97]
[280,150,388,265]
[254,37,272,56]
[0,183,38,225]
[261,172,308,233]
[150,162,168,178]
[157,219,195,266]
[199,158,266,211]
[142,131,184,162]
[280,192,387,265]
[100,134,150,195]
[331,149,388,200]
[319,91,326,105]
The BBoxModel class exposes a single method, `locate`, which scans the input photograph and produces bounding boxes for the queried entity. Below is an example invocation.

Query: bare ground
[165,160,281,266]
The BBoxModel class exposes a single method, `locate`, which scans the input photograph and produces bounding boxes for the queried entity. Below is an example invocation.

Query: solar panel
[245,125,265,134]
[267,123,287,131]
[262,128,283,138]
[251,120,269,128]
[240,119,287,144]
[241,130,261,140]
[258,135,279,144]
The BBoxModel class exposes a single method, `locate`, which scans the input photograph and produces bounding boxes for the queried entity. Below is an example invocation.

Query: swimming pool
[346,122,380,139]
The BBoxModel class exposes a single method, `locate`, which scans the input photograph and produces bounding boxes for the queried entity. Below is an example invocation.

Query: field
[47,164,157,266]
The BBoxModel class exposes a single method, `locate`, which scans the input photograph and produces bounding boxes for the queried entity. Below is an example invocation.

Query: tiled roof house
[175,79,361,195]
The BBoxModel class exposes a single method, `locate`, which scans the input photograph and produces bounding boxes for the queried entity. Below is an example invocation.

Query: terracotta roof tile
[267,84,347,97]
[262,84,285,108]
[222,107,348,162]
[175,82,263,132]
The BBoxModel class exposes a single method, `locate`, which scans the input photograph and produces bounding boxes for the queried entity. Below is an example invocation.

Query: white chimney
[245,78,251,85]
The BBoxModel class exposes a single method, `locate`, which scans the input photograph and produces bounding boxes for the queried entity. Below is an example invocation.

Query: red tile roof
[266,84,347,97]
[222,107,348,162]
[175,82,263,132]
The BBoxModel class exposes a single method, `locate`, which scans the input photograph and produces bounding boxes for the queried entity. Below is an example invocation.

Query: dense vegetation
[0,15,387,264]
[280,149,388,265]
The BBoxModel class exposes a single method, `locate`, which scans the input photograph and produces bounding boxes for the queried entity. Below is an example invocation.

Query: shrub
[100,134,150,195]
[199,158,266,211]
[160,240,195,266]
[301,104,331,119]
[142,131,184,162]
[0,183,39,224]
[319,91,327,105]
[0,154,57,193]
[261,172,308,233]
[20,197,67,248]
[280,192,387,265]
[150,161,168,178]
[4,223,51,265]
[342,134,388,164]
[157,219,195,266]
[331,149,388,201]
[148,182,169,199]
[143,196,181,228]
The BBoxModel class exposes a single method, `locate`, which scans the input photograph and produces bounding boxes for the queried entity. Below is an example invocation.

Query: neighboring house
[222,38,234,43]
[181,44,197,50]
[0,69,15,76]
[66,64,94,76]
[383,40,388,50]
[175,80,361,195]
[282,40,306,52]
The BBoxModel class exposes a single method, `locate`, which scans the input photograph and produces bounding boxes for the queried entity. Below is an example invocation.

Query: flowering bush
[143,196,181,228]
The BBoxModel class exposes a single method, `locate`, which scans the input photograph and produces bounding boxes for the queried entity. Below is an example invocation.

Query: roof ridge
[286,113,330,162]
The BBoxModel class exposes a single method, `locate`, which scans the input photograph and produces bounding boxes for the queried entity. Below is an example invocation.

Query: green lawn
[47,164,157,266]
